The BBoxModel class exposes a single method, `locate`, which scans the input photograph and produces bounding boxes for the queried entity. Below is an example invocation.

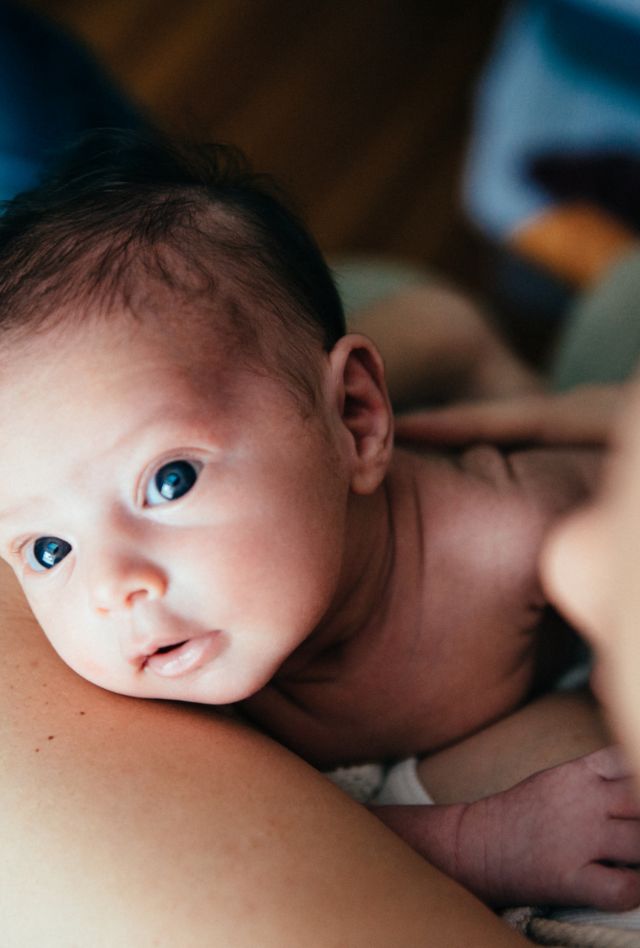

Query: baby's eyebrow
[0,496,42,525]
[0,410,215,527]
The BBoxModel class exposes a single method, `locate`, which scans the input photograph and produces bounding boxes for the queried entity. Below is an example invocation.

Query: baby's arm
[372,746,640,910]
[371,692,640,909]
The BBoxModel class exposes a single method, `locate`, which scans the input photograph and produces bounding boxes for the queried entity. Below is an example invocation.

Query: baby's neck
[278,449,425,677]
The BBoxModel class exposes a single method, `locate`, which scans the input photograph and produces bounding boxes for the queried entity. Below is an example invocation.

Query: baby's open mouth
[143,631,223,678]
[154,641,187,655]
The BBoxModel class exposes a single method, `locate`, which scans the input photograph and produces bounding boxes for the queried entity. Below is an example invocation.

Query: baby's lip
[142,630,223,678]
[126,627,201,668]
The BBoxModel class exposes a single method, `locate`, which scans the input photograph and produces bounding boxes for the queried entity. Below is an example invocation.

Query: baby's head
[0,129,393,703]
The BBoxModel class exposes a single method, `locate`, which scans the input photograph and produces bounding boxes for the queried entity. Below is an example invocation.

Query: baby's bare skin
[2,315,635,910]
[243,440,640,910]
[374,747,640,910]
[244,442,598,767]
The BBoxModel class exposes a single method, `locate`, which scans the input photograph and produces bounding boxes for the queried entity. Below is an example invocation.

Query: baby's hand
[456,746,640,909]
[373,747,640,908]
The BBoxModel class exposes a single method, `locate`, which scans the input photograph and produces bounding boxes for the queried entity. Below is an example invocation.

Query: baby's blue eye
[146,459,200,506]
[30,536,72,571]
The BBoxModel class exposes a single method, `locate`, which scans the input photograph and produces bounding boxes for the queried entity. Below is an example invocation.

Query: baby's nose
[89,555,167,614]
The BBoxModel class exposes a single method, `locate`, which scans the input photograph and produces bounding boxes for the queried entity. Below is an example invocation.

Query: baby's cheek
[23,591,57,639]
[52,632,112,685]
[27,599,100,678]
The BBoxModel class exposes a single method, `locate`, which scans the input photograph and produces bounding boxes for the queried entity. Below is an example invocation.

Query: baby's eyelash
[9,537,28,560]
[10,535,72,573]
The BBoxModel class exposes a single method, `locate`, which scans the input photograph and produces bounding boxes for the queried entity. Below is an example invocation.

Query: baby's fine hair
[0,128,346,406]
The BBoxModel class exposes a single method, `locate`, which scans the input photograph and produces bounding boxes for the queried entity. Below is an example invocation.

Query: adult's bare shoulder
[0,559,31,620]
[0,564,526,947]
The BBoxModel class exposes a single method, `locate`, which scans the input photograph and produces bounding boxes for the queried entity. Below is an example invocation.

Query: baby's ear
[327,333,393,494]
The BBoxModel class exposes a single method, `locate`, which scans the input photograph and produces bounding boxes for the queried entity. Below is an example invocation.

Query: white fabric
[549,906,640,932]
[372,758,434,806]
[324,763,385,803]
[324,757,434,805]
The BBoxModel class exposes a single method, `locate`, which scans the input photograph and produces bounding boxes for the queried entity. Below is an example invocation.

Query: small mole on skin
[79,711,85,715]
[47,735,54,741]
[35,748,40,753]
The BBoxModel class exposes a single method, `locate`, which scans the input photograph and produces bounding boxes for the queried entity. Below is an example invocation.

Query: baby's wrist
[370,801,480,889]
[450,795,510,904]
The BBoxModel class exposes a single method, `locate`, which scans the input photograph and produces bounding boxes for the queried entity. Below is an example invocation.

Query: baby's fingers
[574,864,640,912]
[600,819,640,865]
[606,781,640,820]
[584,745,632,782]
[585,747,640,817]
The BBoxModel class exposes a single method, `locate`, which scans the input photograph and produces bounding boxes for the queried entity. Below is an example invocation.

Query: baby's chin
[50,626,291,706]
[85,661,277,708]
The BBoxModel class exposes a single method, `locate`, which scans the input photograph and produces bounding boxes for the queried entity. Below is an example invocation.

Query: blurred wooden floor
[26,0,507,290]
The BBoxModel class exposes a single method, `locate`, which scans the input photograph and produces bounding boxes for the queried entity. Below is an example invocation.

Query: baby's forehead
[0,313,238,447]
[6,278,243,367]
[0,319,241,517]
[1,265,321,456]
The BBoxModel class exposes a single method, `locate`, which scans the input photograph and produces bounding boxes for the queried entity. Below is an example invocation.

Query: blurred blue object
[463,0,640,240]
[0,1,142,201]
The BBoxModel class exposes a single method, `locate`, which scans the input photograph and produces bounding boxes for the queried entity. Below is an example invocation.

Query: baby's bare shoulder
[406,443,601,586]
[242,449,600,767]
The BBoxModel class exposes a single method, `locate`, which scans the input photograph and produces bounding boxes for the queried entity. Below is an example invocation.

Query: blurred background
[21,0,508,296]
[11,0,640,370]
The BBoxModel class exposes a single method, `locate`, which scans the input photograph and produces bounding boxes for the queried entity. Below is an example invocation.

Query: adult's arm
[0,562,525,947]
[395,384,625,447]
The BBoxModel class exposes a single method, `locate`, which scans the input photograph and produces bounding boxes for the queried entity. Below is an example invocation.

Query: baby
[1,129,638,911]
